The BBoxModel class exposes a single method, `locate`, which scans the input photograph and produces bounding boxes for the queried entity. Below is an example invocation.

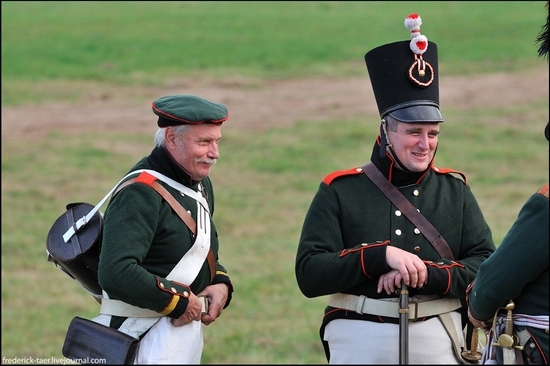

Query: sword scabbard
[399,281,409,365]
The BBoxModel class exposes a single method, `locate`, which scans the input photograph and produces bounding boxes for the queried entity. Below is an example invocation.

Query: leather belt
[328,293,462,320]
[101,296,159,318]
[101,294,210,318]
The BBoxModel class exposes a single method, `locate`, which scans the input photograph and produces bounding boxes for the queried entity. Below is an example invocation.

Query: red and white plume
[405,13,428,55]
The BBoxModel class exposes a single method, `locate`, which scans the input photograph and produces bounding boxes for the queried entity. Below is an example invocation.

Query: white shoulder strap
[62,169,209,242]
[137,169,209,213]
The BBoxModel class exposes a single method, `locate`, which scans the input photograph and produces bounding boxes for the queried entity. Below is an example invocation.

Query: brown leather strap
[113,176,216,282]
[150,181,197,235]
[361,162,455,260]
[113,177,138,195]
[150,181,216,283]
[206,250,216,283]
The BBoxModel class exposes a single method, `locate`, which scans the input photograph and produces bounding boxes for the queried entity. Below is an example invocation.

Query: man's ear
[164,127,177,150]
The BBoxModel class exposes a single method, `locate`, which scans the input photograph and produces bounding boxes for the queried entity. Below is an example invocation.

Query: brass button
[180,192,185,196]
[356,168,363,172]
[414,246,421,253]
[159,282,165,289]
[395,210,402,216]
[171,287,177,293]
[183,291,189,297]
[413,190,419,196]
[187,210,192,215]
[361,243,368,246]
[437,261,444,265]
[414,228,420,234]
[395,229,402,236]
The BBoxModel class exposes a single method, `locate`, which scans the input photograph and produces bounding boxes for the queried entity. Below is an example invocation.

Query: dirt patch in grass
[1,65,548,142]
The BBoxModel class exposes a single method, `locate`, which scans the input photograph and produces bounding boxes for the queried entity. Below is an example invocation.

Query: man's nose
[208,143,219,158]
[418,134,430,149]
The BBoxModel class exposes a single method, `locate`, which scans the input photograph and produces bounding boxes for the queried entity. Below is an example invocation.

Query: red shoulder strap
[432,166,468,185]
[538,183,549,198]
[323,168,363,185]
[135,171,158,186]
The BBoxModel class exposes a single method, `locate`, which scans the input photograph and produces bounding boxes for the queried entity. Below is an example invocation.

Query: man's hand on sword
[380,246,428,294]
[468,307,492,333]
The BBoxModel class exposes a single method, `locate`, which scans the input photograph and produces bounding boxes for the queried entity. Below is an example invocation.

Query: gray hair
[383,114,399,132]
[154,125,191,147]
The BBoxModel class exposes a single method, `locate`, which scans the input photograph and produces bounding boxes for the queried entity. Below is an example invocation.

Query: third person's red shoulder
[537,183,549,198]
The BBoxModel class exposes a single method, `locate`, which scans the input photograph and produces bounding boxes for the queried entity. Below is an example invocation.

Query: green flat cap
[152,94,229,127]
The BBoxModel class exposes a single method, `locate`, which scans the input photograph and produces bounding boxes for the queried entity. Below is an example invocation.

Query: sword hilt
[491,300,524,351]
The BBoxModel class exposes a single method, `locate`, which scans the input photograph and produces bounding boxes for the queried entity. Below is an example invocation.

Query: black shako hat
[365,14,443,123]
[152,94,229,127]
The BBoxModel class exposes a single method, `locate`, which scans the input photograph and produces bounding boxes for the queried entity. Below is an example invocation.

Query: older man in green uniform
[467,5,549,364]
[295,14,495,364]
[96,94,233,364]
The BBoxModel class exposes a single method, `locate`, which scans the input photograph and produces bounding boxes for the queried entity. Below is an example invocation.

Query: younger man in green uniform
[295,14,495,364]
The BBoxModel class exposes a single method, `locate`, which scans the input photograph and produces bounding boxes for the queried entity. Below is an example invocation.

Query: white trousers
[135,317,204,364]
[323,311,463,364]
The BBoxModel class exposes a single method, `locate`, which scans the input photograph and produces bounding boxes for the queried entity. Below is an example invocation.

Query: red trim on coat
[323,168,363,185]
[339,240,390,278]
[424,260,464,295]
[431,166,468,185]
[537,183,549,198]
[136,171,158,186]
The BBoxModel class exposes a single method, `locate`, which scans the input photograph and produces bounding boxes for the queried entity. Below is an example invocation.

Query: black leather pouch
[62,316,139,364]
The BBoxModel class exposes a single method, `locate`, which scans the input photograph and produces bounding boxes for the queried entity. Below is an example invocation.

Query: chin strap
[379,119,390,158]
[388,146,415,174]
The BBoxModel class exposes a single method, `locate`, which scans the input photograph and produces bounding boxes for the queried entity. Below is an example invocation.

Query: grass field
[2,1,549,364]
[2,1,547,105]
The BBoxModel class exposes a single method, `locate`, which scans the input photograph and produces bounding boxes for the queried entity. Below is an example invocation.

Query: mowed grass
[2,1,549,364]
[2,1,547,105]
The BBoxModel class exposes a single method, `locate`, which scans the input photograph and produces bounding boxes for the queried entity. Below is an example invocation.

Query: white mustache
[196,158,217,164]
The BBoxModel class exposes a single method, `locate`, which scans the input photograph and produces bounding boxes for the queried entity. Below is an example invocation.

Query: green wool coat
[296,164,495,304]
[98,156,231,325]
[467,184,549,362]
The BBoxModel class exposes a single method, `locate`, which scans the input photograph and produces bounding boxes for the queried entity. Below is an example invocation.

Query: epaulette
[431,166,467,185]
[537,183,549,199]
[323,167,363,185]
